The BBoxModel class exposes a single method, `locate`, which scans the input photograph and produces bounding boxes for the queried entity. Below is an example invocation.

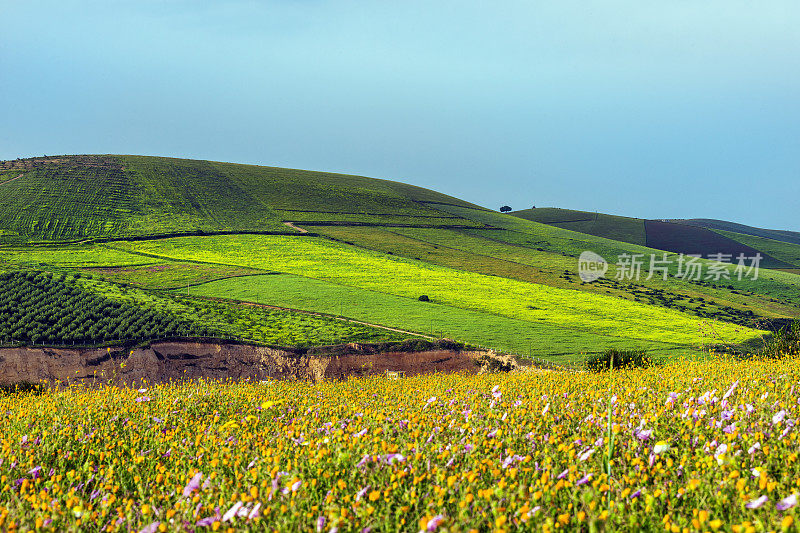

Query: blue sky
[2,1,798,229]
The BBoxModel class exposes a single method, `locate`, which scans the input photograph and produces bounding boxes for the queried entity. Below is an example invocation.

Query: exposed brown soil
[0,340,517,386]
[644,220,790,268]
[283,222,309,233]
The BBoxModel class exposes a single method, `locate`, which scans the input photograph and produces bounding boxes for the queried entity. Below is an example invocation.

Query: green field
[78,276,405,347]
[183,273,698,361]
[114,234,761,347]
[715,229,800,268]
[511,207,647,245]
[311,224,800,324]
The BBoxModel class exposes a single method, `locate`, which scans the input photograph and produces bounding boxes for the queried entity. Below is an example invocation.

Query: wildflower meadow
[2,357,800,532]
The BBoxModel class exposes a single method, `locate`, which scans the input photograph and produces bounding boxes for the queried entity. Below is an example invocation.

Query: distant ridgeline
[511,207,800,270]
[0,155,488,243]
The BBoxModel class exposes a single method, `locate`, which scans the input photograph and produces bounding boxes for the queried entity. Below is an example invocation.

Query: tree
[500,205,512,213]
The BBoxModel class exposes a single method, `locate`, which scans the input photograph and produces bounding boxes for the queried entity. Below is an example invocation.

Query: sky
[1,1,798,230]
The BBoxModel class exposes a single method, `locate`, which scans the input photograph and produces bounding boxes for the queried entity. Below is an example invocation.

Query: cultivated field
[114,234,760,348]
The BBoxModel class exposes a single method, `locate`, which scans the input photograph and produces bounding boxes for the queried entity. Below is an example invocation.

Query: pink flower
[183,472,203,497]
[426,515,445,531]
[248,503,261,519]
[222,501,243,522]
[139,523,160,533]
[746,495,768,509]
[773,410,787,425]
[723,381,739,400]
[777,494,798,511]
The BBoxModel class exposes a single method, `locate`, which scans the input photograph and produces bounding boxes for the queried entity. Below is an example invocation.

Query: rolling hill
[0,155,486,243]
[0,155,798,363]
[511,207,800,269]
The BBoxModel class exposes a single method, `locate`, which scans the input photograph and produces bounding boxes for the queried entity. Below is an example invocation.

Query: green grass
[184,273,698,361]
[429,204,800,312]
[82,262,271,290]
[113,234,761,348]
[511,207,647,245]
[77,277,406,347]
[0,155,481,243]
[311,222,800,324]
[0,244,167,269]
[715,229,800,268]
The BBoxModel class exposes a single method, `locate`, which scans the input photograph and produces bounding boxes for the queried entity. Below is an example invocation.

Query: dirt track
[0,173,24,186]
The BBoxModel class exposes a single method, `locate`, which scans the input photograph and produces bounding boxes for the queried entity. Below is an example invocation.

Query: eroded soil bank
[0,340,515,386]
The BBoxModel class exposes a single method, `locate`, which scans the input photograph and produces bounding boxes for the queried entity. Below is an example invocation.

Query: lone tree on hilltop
[500,205,512,212]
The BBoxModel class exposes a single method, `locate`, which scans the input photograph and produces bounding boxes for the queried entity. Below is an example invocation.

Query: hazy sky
[2,1,798,229]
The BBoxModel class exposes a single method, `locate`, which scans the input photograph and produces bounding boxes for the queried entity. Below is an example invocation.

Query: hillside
[671,218,800,246]
[0,155,485,243]
[511,207,800,269]
[0,155,797,363]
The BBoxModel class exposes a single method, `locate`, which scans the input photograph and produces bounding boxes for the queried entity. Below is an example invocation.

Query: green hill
[671,218,800,246]
[510,207,796,269]
[1,155,797,363]
[0,155,484,243]
[510,207,646,245]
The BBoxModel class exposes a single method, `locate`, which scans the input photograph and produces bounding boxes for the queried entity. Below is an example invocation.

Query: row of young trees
[0,271,211,345]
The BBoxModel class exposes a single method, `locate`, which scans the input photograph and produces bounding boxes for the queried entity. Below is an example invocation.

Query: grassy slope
[113,235,759,347]
[0,155,793,359]
[511,207,796,270]
[511,207,646,245]
[714,229,800,268]
[0,155,483,243]
[674,218,800,246]
[310,225,800,323]
[437,206,800,303]
[184,273,694,361]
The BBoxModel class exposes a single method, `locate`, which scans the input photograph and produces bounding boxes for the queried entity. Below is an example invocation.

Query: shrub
[757,321,800,359]
[418,295,430,302]
[585,348,652,372]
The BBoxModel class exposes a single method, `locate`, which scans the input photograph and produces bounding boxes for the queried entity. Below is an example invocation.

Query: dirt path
[284,222,308,233]
[0,173,24,186]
